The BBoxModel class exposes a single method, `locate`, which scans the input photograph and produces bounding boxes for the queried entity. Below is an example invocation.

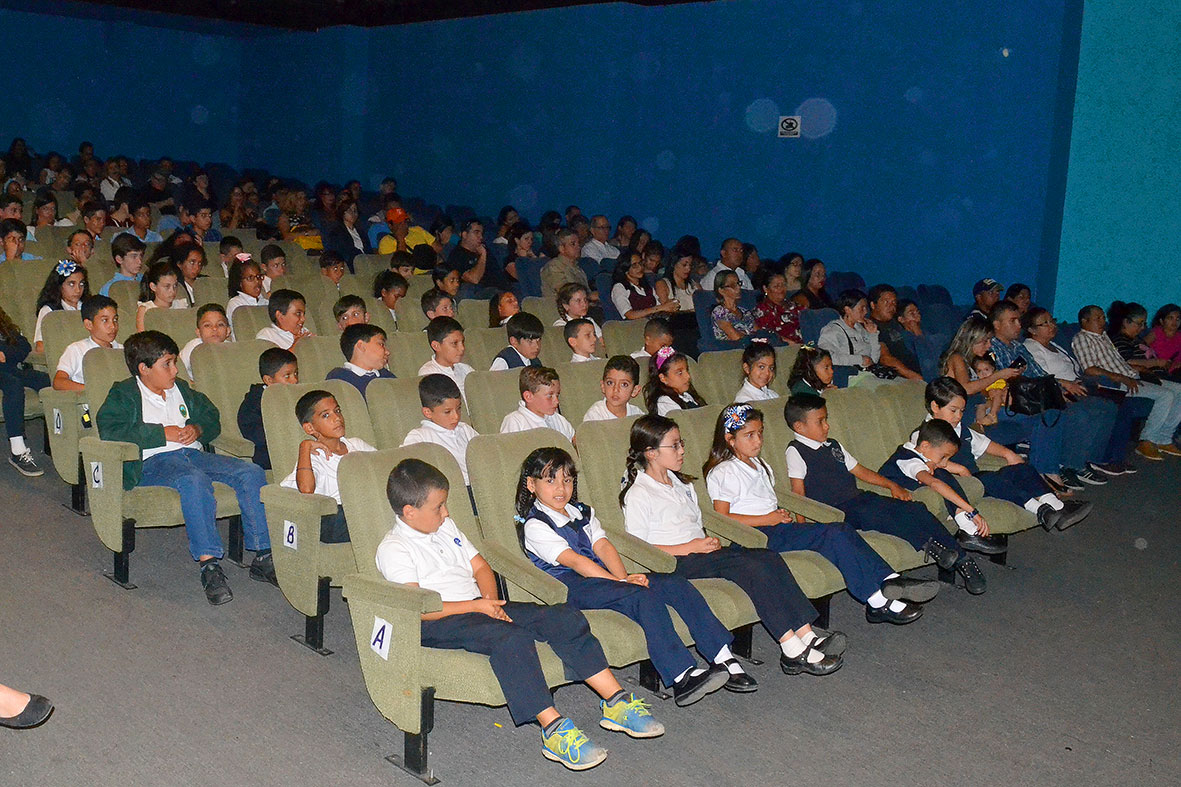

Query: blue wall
[3,0,1075,303]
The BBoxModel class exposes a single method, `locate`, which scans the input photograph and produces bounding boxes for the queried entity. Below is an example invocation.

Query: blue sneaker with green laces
[541,717,608,771]
[599,691,665,738]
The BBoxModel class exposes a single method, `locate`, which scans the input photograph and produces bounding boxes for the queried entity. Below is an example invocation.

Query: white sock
[1038,494,1064,511]
[888,600,908,613]
[954,511,979,535]
[9,436,27,455]
[713,646,745,674]
[673,667,691,684]
[781,635,822,663]
[1023,498,1043,514]
[867,590,888,609]
[712,645,734,665]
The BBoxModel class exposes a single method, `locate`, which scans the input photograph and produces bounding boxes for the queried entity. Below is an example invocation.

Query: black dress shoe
[0,694,53,729]
[956,531,1008,555]
[779,647,842,676]
[1055,500,1093,530]
[865,602,923,625]
[718,660,759,693]
[672,666,729,706]
[881,576,940,603]
[923,538,959,570]
[810,629,847,657]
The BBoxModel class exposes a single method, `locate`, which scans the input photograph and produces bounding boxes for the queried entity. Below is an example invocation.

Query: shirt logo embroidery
[829,442,846,464]
[453,537,462,547]
[178,403,188,419]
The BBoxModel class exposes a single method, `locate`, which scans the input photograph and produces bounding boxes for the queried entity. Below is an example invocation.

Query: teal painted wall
[1055,1,1181,318]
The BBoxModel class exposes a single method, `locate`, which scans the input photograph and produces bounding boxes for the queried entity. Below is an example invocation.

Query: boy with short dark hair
[237,347,299,470]
[418,316,474,399]
[259,243,287,294]
[326,323,394,397]
[783,393,987,594]
[401,374,481,485]
[373,269,408,328]
[420,289,455,321]
[280,389,376,543]
[179,304,231,377]
[333,294,369,331]
[0,218,39,261]
[218,236,243,277]
[96,330,276,605]
[490,312,544,371]
[319,250,347,289]
[564,318,600,363]
[583,355,643,422]
[389,250,416,280]
[53,295,121,391]
[500,366,575,441]
[256,288,312,349]
[375,458,661,770]
[633,317,674,359]
[99,233,147,296]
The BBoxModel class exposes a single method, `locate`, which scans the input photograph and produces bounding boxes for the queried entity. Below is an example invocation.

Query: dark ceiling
[63,0,703,31]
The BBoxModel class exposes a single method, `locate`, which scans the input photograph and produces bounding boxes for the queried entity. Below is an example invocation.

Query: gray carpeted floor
[2,451,1178,786]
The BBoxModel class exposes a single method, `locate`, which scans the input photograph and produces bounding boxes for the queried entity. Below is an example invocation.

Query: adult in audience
[611,254,675,321]
[751,270,802,345]
[185,169,217,209]
[700,237,752,291]
[819,289,879,372]
[0,681,52,728]
[446,218,500,296]
[504,220,536,283]
[1005,282,1032,315]
[990,301,1114,489]
[491,205,518,246]
[429,214,455,256]
[967,278,1002,321]
[655,251,701,312]
[611,215,637,250]
[277,190,320,246]
[1069,305,1181,461]
[323,196,371,267]
[896,299,944,380]
[157,156,183,185]
[538,210,563,257]
[38,152,64,186]
[309,182,337,231]
[581,214,620,264]
[219,184,254,231]
[1145,303,1181,375]
[868,284,923,381]
[1108,301,1177,378]
[710,270,756,342]
[564,204,582,225]
[376,206,434,255]
[540,228,591,301]
[569,214,591,248]
[740,243,761,280]
[99,158,130,203]
[4,138,33,180]
[140,170,175,208]
[627,228,652,258]
[779,252,805,290]
[791,258,834,310]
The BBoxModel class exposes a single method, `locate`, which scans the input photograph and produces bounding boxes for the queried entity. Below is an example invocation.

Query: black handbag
[1006,375,1066,423]
[840,325,898,380]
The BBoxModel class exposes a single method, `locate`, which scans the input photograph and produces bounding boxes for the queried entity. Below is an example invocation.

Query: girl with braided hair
[514,446,751,704]
[619,414,845,677]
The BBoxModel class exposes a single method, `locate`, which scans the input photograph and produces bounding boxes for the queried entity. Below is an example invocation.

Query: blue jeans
[989,410,1064,475]
[140,448,270,561]
[1058,397,1116,469]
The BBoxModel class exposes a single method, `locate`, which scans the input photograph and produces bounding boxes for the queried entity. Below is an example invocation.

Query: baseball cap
[386,207,410,224]
[973,278,1002,296]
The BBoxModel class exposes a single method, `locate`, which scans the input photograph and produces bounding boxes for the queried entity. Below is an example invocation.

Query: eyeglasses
[1031,321,1053,328]
[242,274,262,282]
[656,440,685,451]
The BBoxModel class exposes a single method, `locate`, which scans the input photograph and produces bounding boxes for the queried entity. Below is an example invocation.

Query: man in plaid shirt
[1072,305,1181,461]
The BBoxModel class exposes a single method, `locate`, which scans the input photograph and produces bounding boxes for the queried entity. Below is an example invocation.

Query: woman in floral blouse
[710,270,755,341]
[752,270,802,344]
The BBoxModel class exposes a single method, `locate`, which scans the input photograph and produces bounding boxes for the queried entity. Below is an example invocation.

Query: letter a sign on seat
[370,617,391,660]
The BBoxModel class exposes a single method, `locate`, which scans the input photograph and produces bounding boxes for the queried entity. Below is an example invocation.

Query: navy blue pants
[837,492,960,555]
[420,602,607,726]
[977,462,1050,507]
[759,521,892,603]
[0,365,49,439]
[321,504,350,544]
[559,572,733,686]
[675,545,816,641]
[1102,395,1153,463]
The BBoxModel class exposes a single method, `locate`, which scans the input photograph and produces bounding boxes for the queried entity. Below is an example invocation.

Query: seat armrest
[212,434,257,460]
[479,542,568,604]
[776,489,845,523]
[700,508,769,549]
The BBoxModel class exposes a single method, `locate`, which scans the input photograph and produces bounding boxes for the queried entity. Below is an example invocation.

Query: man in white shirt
[699,238,752,291]
[580,215,621,264]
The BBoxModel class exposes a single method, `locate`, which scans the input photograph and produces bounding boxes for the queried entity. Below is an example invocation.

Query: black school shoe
[200,560,233,605]
[955,555,987,595]
[718,659,759,693]
[249,550,278,586]
[923,538,959,570]
[672,666,729,706]
[1039,501,1093,531]
[881,576,940,603]
[811,628,848,657]
[956,531,1008,555]
[779,647,842,676]
[865,601,923,625]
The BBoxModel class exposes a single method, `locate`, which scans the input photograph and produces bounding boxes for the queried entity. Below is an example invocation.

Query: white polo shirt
[488,346,533,372]
[523,501,608,566]
[656,392,700,417]
[57,336,121,384]
[375,516,481,602]
[418,357,474,400]
[401,419,480,484]
[733,380,779,404]
[137,378,201,461]
[913,416,990,460]
[179,337,203,378]
[705,457,778,516]
[785,433,858,479]
[622,470,706,546]
[499,400,575,440]
[582,398,643,423]
[553,316,602,339]
[279,436,376,503]
[570,353,600,363]
[256,324,307,349]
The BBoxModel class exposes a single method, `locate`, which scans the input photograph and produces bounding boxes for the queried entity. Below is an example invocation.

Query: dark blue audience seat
[800,307,839,345]
[693,289,760,353]
[917,283,953,306]
[516,258,544,298]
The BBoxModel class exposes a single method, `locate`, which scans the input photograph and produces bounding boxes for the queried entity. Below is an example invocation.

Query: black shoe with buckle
[672,666,729,706]
[780,647,842,676]
[865,601,923,625]
[200,560,233,605]
[718,660,759,693]
[881,576,940,603]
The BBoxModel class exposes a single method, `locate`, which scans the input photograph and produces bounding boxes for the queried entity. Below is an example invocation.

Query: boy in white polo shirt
[53,295,121,392]
[500,367,575,442]
[564,318,600,363]
[256,289,313,349]
[582,356,644,423]
[418,316,475,400]
[374,458,663,771]
[401,374,480,486]
[280,389,376,543]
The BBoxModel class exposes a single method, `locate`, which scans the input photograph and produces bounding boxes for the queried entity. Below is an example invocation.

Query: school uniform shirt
[785,433,859,482]
[255,324,308,349]
[33,302,80,344]
[570,352,600,363]
[883,442,933,484]
[99,272,141,297]
[611,281,657,318]
[582,398,643,423]
[656,391,701,417]
[631,349,651,359]
[57,337,122,384]
[499,400,576,440]
[227,292,268,334]
[375,516,482,602]
[400,418,480,484]
[912,416,990,473]
[489,346,539,372]
[733,380,780,404]
[137,377,202,461]
[279,436,376,503]
[114,227,163,243]
[622,470,707,546]
[418,357,475,400]
[553,316,603,339]
[705,457,778,516]
[179,337,204,378]
[523,501,608,567]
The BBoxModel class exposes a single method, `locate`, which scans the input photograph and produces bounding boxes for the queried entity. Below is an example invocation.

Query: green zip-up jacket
[96,377,222,490]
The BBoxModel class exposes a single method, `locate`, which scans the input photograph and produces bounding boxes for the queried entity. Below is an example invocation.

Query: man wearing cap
[377,207,435,255]
[968,279,1002,321]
